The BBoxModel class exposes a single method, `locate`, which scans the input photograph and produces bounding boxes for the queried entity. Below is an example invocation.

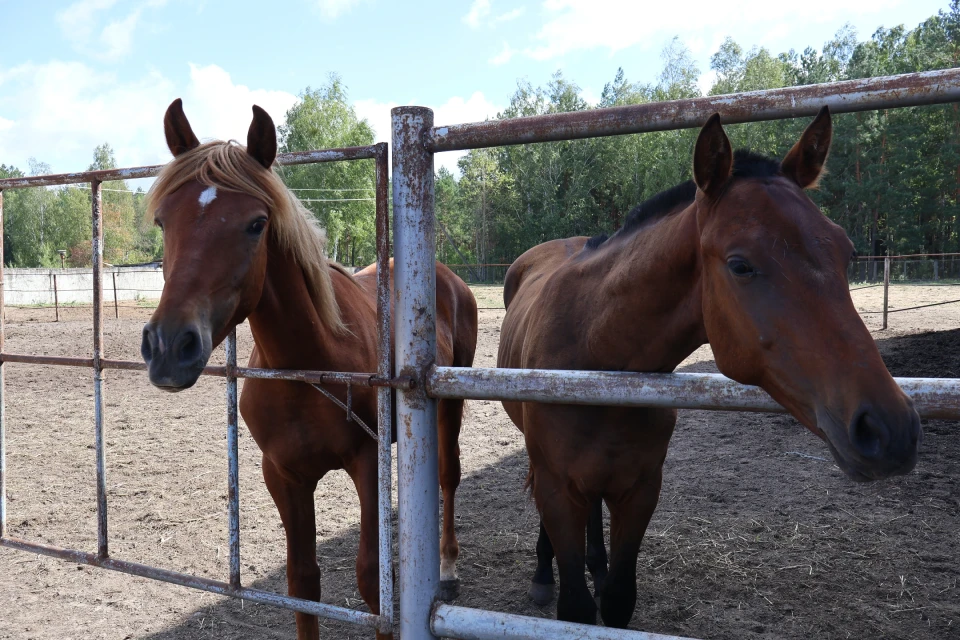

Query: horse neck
[592,204,707,372]
[246,242,370,371]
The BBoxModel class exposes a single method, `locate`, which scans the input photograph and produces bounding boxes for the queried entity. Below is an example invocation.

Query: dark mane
[585,149,781,250]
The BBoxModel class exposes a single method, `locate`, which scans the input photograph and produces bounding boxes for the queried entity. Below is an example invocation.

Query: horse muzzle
[141,320,212,391]
[816,402,922,482]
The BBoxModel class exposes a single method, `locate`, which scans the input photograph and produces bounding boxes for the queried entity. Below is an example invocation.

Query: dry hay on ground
[0,284,957,639]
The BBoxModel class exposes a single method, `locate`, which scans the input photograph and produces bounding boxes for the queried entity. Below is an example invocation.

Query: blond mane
[147,140,354,335]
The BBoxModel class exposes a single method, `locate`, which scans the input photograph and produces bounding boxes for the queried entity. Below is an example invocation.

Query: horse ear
[247,105,277,169]
[163,98,200,157]
[781,106,832,189]
[693,113,733,197]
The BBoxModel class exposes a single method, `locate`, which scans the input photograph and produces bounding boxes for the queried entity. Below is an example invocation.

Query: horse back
[353,259,478,370]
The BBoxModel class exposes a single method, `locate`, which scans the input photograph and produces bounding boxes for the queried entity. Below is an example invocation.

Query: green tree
[278,75,376,265]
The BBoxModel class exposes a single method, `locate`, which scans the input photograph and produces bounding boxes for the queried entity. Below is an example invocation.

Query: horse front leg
[262,455,321,640]
[600,468,663,629]
[437,398,464,601]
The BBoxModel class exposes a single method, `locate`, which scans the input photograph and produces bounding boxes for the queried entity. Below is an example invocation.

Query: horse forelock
[147,140,353,335]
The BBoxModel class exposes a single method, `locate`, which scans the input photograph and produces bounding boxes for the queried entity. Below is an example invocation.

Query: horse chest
[239,379,375,477]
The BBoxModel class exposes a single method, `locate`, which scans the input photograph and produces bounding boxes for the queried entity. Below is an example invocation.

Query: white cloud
[317,0,363,20]
[0,61,176,172]
[523,0,904,60]
[353,98,396,146]
[489,42,515,66]
[463,0,491,28]
[0,61,298,176]
[354,92,501,176]
[183,64,298,144]
[56,0,166,61]
[493,7,524,24]
[465,1,525,29]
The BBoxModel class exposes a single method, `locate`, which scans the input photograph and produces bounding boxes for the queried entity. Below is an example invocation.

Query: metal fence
[391,66,960,640]
[0,65,959,640]
[0,143,401,636]
[850,253,960,283]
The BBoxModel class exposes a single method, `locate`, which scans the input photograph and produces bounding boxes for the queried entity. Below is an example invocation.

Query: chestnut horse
[140,100,478,640]
[498,108,921,628]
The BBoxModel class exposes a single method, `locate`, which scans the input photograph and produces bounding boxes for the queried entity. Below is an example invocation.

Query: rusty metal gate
[391,68,960,640]
[1,67,960,640]
[0,143,402,636]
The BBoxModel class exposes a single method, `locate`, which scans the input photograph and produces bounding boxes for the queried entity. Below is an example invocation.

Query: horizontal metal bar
[0,353,414,388]
[425,68,960,152]
[274,145,380,166]
[427,367,960,420]
[0,537,379,628]
[0,145,382,189]
[432,604,698,640]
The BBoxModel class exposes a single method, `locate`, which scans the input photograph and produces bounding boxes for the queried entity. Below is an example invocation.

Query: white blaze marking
[198,186,217,209]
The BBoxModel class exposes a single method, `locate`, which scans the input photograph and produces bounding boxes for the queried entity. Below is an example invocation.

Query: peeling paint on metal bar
[0,352,414,389]
[426,367,960,420]
[0,189,5,540]
[91,180,108,559]
[0,537,380,628]
[225,329,241,589]
[432,604,699,640]
[0,145,382,189]
[393,106,441,640]
[374,143,395,634]
[426,68,960,152]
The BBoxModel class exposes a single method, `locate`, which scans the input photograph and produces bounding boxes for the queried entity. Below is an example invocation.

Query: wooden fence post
[882,255,890,330]
[53,273,59,322]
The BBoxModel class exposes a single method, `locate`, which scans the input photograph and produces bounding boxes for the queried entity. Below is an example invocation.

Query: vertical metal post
[933,259,939,281]
[374,143,394,634]
[882,256,890,330]
[112,272,119,319]
[392,107,439,640]
[225,328,241,589]
[91,180,108,559]
[53,274,59,322]
[0,189,6,540]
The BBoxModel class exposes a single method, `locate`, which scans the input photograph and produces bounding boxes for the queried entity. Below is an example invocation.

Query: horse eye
[154,219,163,231]
[727,257,756,278]
[247,218,267,235]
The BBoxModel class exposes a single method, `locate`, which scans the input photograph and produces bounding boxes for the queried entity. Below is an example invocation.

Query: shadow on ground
[142,330,959,639]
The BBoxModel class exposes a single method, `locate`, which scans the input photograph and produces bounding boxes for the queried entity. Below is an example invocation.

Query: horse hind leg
[529,519,556,605]
[536,472,596,624]
[585,498,608,598]
[348,450,394,640]
[437,397,464,601]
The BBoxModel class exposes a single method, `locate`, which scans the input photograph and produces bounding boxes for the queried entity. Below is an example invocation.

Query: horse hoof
[529,581,555,606]
[438,578,461,601]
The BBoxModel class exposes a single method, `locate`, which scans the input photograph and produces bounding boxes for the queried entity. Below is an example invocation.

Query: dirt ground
[0,284,957,640]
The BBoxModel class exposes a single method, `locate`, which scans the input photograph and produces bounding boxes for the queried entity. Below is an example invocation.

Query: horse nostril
[177,329,202,366]
[141,325,155,363]
[851,411,889,459]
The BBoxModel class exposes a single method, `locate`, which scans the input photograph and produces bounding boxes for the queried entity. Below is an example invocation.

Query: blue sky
[0,0,951,177]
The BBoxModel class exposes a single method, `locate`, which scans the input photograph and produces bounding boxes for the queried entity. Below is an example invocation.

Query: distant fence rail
[850,253,960,283]
[445,255,960,286]
[3,265,164,307]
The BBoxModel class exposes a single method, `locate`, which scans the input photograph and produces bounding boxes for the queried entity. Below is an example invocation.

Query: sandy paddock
[0,283,957,639]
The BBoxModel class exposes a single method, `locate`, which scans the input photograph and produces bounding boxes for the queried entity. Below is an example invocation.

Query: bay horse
[497,108,921,628]
[140,99,478,640]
